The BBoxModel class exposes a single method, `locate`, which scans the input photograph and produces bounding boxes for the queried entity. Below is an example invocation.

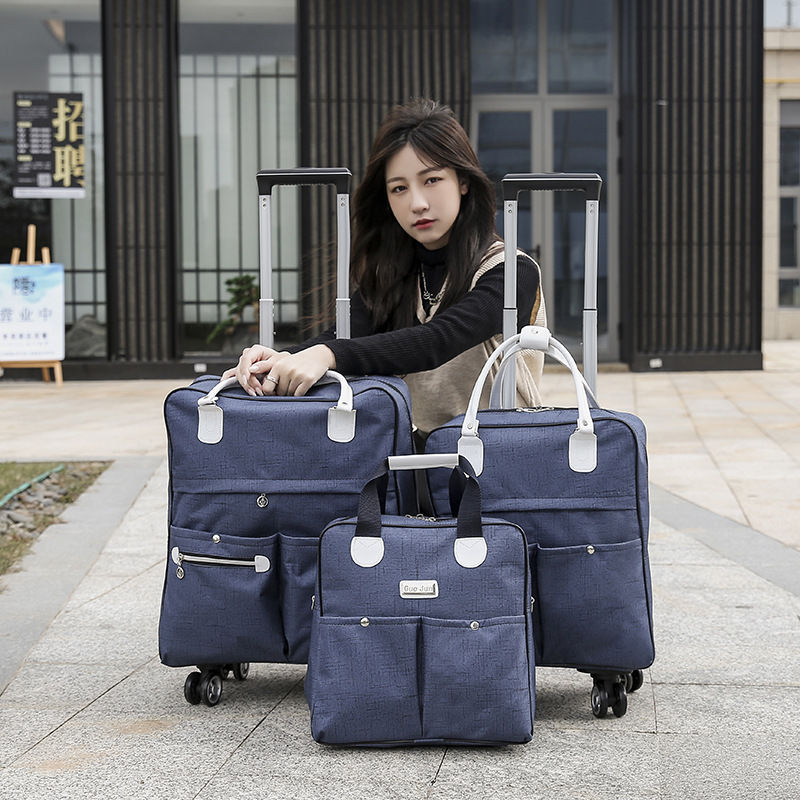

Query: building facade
[764,0,800,338]
[0,0,764,377]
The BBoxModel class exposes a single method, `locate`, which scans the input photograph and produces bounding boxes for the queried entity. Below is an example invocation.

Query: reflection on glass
[547,0,612,94]
[476,111,534,258]
[477,111,531,183]
[552,109,607,337]
[471,0,537,93]
[178,2,297,354]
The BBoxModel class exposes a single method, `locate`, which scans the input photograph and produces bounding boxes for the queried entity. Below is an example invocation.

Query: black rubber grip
[257,168,351,195]
[502,173,602,201]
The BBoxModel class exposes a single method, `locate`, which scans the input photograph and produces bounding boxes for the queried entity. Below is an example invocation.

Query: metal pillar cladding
[101,0,179,361]
[618,0,763,370]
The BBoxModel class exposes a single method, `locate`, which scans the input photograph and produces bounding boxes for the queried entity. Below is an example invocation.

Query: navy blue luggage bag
[158,170,415,706]
[424,329,654,676]
[425,175,654,719]
[306,455,535,746]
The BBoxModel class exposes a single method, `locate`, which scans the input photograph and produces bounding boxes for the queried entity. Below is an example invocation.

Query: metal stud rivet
[212,534,221,543]
[176,566,185,579]
[586,545,595,555]
[257,493,269,508]
[469,621,480,630]
[360,617,370,627]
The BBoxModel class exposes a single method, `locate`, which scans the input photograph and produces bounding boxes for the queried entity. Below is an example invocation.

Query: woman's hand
[222,344,336,397]
[221,345,287,396]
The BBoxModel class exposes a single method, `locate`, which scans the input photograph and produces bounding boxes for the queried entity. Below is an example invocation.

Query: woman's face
[385,144,468,250]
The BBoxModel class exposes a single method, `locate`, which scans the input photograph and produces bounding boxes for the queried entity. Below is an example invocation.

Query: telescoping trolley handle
[256,168,352,348]
[501,172,602,398]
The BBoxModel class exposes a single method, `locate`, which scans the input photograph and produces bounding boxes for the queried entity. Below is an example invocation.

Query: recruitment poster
[12,91,86,199]
[0,263,65,360]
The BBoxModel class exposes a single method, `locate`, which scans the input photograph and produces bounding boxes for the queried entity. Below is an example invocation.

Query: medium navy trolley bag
[306,454,535,746]
[425,174,654,719]
[159,170,414,706]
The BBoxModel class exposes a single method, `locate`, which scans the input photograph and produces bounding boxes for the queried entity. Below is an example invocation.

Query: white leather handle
[196,370,356,444]
[197,376,239,406]
[458,326,597,474]
[489,344,599,410]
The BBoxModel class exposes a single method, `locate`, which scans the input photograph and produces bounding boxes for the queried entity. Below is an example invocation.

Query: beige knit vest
[402,243,546,434]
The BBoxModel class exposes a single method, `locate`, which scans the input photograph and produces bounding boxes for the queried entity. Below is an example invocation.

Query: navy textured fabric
[307,507,535,746]
[159,375,414,668]
[425,407,655,672]
[159,526,283,666]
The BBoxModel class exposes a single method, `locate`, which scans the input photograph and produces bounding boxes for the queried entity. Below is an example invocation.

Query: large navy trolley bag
[159,169,414,706]
[425,174,654,719]
[306,454,535,746]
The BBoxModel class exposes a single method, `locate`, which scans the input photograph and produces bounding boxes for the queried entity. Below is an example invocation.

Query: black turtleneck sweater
[291,242,540,376]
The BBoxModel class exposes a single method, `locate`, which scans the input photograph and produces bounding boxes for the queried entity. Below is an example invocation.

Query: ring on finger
[264,375,279,385]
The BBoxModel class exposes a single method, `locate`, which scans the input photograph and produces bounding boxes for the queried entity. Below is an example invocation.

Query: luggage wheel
[626,669,644,693]
[589,672,637,719]
[183,662,250,706]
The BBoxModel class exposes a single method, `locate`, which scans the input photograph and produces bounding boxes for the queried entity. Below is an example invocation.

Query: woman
[226,98,544,434]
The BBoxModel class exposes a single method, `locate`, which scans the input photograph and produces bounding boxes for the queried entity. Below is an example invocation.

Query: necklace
[420,265,445,305]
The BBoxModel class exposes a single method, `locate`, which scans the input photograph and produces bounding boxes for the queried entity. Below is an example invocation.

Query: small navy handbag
[306,455,535,746]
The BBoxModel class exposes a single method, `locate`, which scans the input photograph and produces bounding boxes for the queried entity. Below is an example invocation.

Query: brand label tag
[399,579,439,599]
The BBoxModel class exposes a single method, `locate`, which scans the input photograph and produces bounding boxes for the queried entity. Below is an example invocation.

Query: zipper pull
[311,594,316,610]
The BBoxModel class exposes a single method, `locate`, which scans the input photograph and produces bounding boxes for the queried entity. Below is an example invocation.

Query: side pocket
[420,616,534,744]
[528,543,544,665]
[277,534,319,663]
[308,616,422,745]
[159,526,283,666]
[534,538,654,670]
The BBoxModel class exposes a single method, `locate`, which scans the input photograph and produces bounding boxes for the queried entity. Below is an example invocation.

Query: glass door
[470,0,618,360]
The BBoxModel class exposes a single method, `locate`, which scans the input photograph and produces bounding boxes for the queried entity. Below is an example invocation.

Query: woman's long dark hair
[352,98,499,331]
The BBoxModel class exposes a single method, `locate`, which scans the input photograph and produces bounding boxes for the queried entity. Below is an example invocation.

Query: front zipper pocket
[158,526,284,667]
[171,546,271,576]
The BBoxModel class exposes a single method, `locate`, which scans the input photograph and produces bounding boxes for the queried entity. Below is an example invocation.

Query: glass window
[765,0,800,27]
[779,101,800,307]
[780,103,800,186]
[477,112,531,183]
[471,0,538,94]
[780,197,797,267]
[476,111,533,253]
[779,279,800,305]
[179,1,297,355]
[780,130,800,186]
[0,4,104,355]
[547,0,613,94]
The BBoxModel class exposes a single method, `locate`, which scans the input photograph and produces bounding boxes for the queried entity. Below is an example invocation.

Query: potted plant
[206,275,259,348]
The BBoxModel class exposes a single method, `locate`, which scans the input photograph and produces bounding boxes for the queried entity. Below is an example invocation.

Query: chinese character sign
[0,264,65,360]
[13,92,86,199]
